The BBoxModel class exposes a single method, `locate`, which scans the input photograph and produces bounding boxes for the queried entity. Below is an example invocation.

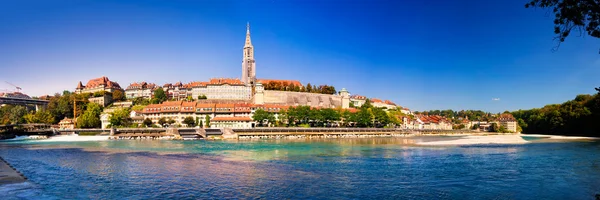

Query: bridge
[0,97,49,111]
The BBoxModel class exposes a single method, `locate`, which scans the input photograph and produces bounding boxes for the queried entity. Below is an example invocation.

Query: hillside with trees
[263,81,337,95]
[511,88,600,136]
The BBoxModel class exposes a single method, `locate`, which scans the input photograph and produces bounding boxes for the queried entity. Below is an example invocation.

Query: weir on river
[2,124,490,140]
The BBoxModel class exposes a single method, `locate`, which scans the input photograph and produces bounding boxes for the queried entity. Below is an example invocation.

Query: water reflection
[1,138,599,199]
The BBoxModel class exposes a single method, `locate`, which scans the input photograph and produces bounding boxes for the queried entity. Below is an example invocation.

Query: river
[1,136,599,199]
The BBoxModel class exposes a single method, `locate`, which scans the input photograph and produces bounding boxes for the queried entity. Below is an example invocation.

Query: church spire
[242,22,256,85]
[245,22,252,47]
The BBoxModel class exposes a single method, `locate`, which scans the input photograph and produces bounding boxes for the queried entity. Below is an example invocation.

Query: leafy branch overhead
[525,0,600,51]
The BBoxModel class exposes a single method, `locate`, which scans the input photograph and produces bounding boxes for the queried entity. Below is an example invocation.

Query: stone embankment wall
[0,156,27,185]
[263,90,343,108]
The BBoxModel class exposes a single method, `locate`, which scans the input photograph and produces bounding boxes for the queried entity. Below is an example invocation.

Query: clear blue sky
[1,0,599,112]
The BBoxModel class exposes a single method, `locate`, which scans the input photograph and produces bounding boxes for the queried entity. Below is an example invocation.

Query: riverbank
[416,135,529,145]
[0,157,26,185]
[521,134,599,140]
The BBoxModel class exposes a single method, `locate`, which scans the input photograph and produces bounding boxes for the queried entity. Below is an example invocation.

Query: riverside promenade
[0,157,26,185]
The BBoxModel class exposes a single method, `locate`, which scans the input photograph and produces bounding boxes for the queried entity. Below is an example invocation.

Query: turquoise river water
[1,136,599,199]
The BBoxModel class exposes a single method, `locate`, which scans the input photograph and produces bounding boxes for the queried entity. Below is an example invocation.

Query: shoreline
[2,132,597,146]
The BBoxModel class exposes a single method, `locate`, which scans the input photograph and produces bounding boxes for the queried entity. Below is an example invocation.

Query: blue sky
[1,0,599,112]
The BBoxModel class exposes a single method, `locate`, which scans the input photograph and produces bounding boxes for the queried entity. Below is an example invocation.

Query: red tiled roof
[126,82,157,90]
[215,103,235,108]
[370,98,383,103]
[350,95,366,100]
[211,117,253,122]
[209,78,244,85]
[81,76,122,89]
[256,79,302,87]
[498,113,516,122]
[196,103,215,108]
[161,101,183,106]
[180,101,196,112]
[384,100,396,105]
[187,81,209,88]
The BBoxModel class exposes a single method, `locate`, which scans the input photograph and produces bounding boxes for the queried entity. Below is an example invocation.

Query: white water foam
[4,136,47,141]
[40,134,110,142]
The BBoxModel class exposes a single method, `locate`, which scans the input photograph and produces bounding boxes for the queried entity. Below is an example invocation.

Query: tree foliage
[158,117,168,127]
[109,108,131,128]
[133,97,151,106]
[205,115,211,127]
[152,88,167,104]
[262,81,336,94]
[23,110,55,124]
[143,118,153,127]
[112,90,125,102]
[525,0,600,51]
[252,109,275,127]
[0,105,28,125]
[183,116,196,127]
[46,92,90,124]
[512,89,600,136]
[77,103,102,128]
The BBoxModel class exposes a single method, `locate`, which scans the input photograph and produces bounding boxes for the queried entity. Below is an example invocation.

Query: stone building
[75,76,123,94]
[350,95,367,107]
[125,82,157,99]
[498,113,518,133]
[140,101,287,128]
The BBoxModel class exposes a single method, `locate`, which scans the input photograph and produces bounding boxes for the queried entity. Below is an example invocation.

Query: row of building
[93,100,453,130]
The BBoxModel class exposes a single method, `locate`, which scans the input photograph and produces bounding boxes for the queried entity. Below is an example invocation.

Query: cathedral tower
[242,22,256,85]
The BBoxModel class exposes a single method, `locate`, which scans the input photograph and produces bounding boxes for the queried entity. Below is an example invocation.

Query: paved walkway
[0,157,26,185]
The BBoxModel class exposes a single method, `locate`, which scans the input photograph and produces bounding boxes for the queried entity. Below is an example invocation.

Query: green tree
[143,118,153,127]
[362,99,373,109]
[24,110,55,124]
[109,108,131,128]
[133,97,150,105]
[186,96,194,101]
[252,109,275,127]
[320,108,340,127]
[183,116,196,127]
[204,115,211,127]
[497,125,508,133]
[355,107,373,127]
[195,117,200,127]
[153,88,167,103]
[525,0,600,51]
[340,110,352,127]
[112,90,125,102]
[93,91,106,97]
[77,103,102,128]
[372,107,390,127]
[8,106,27,124]
[197,95,207,99]
[490,123,498,132]
[278,109,289,126]
[306,83,312,93]
[158,117,168,127]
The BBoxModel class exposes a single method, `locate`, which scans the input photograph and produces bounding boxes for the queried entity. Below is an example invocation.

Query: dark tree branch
[526,0,600,52]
